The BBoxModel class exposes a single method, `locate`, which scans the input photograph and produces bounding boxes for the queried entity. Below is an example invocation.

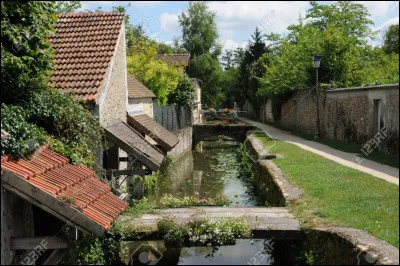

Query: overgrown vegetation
[255,132,399,247]
[157,218,252,247]
[157,194,230,208]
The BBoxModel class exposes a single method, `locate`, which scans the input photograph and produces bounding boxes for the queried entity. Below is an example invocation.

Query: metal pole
[315,68,321,138]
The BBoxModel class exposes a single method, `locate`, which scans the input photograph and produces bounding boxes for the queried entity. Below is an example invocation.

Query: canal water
[121,138,307,265]
[156,138,263,207]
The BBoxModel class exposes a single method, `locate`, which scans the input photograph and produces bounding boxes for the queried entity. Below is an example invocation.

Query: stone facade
[96,22,128,127]
[325,85,399,154]
[127,98,154,118]
[168,127,192,159]
[279,89,326,136]
[192,79,202,124]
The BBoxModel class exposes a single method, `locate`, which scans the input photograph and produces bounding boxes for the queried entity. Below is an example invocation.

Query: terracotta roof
[127,114,179,152]
[1,146,128,234]
[105,122,164,171]
[48,12,125,101]
[127,74,156,99]
[155,54,190,67]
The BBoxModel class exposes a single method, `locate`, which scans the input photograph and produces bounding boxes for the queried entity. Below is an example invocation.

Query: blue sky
[79,1,399,50]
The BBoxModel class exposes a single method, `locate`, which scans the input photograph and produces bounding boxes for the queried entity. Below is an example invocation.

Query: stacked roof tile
[1,146,128,230]
[48,12,125,101]
[127,74,156,99]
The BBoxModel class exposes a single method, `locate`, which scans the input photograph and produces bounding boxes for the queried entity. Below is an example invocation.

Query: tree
[221,50,234,70]
[178,1,219,57]
[168,74,195,108]
[188,54,225,108]
[54,1,81,14]
[383,24,399,54]
[127,39,181,105]
[1,1,56,104]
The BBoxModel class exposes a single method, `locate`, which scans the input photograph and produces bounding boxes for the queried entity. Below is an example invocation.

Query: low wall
[168,127,192,160]
[192,124,256,145]
[245,132,303,207]
[246,130,399,265]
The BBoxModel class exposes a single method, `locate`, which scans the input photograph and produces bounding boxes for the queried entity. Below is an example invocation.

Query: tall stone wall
[325,85,399,154]
[280,90,326,136]
[263,84,399,154]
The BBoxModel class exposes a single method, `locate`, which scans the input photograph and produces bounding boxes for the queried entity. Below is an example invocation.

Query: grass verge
[255,132,399,247]
[263,121,399,169]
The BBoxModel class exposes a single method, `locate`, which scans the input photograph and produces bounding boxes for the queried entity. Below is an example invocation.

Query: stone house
[48,12,169,172]
[127,74,156,118]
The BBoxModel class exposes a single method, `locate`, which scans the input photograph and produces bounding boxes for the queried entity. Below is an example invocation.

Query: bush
[1,104,48,158]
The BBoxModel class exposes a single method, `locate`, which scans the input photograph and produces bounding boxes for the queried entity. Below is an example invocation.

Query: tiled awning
[105,122,164,170]
[127,114,179,152]
[1,146,128,236]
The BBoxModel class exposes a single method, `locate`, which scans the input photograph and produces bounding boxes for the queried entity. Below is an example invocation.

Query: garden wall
[259,84,399,154]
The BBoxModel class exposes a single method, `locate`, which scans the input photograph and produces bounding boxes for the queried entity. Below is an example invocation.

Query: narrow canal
[157,138,262,207]
[121,137,307,265]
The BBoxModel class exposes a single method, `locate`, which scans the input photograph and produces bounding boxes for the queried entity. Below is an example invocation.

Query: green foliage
[61,235,106,265]
[61,232,124,265]
[126,39,181,104]
[178,1,219,57]
[1,104,48,157]
[54,1,82,14]
[158,218,252,247]
[24,89,105,166]
[158,194,231,208]
[257,1,398,98]
[383,24,399,54]
[238,143,255,181]
[1,1,56,104]
[188,53,225,108]
[168,74,195,108]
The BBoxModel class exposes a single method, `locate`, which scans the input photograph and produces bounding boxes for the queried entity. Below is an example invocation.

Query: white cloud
[374,17,399,32]
[160,13,180,34]
[221,39,247,51]
[78,1,161,11]
[357,1,396,17]
[208,1,310,38]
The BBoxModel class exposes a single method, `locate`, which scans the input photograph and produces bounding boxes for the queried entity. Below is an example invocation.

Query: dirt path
[240,117,399,185]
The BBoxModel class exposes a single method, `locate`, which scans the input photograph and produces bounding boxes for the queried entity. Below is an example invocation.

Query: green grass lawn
[263,121,399,169]
[255,132,399,247]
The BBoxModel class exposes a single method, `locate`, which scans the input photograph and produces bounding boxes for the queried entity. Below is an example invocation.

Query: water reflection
[159,139,261,206]
[122,239,306,265]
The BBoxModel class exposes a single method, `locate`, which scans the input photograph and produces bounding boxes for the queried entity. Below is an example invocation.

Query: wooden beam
[43,249,68,265]
[105,123,161,171]
[10,237,69,250]
[2,171,106,236]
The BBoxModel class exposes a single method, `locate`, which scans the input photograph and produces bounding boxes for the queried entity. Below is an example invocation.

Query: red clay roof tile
[1,146,128,231]
[48,12,124,102]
